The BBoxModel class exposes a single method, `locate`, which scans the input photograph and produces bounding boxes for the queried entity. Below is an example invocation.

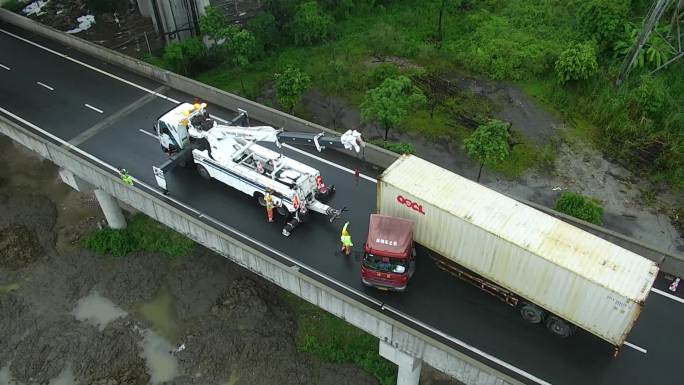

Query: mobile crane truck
[152,102,365,236]
[362,155,659,352]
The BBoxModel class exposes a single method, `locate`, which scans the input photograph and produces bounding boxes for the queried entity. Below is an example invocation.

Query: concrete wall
[0,112,523,385]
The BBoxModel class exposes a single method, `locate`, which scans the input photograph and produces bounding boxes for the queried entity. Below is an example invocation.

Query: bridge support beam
[94,189,127,229]
[380,341,422,385]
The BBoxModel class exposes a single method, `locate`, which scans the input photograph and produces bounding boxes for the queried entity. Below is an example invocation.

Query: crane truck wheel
[519,302,546,324]
[256,193,266,207]
[545,315,575,338]
[196,164,211,180]
[277,206,289,216]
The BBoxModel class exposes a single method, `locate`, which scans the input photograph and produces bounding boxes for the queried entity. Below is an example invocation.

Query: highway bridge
[1,11,683,385]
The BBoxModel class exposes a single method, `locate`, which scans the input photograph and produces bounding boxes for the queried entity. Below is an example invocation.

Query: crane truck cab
[361,214,416,291]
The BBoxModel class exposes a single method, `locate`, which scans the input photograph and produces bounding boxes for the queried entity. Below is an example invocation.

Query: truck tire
[196,164,211,180]
[545,316,575,338]
[277,206,289,216]
[519,302,545,324]
[256,193,266,207]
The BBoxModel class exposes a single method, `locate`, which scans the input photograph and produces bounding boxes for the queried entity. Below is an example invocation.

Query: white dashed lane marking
[84,104,103,114]
[36,81,54,91]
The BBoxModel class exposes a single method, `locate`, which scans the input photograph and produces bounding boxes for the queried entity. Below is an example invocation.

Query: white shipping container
[378,155,659,346]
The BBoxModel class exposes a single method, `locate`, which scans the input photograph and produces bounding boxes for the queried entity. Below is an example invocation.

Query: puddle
[0,363,15,385]
[140,330,179,384]
[73,291,127,331]
[0,283,20,294]
[136,289,177,340]
[48,365,76,385]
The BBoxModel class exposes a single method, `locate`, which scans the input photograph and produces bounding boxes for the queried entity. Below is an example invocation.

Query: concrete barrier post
[94,189,126,229]
[380,341,422,385]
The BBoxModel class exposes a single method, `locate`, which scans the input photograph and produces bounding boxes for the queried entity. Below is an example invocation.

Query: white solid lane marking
[0,28,179,104]
[0,63,10,70]
[651,287,684,304]
[138,129,158,139]
[3,26,376,183]
[624,341,648,354]
[85,104,103,114]
[36,81,54,91]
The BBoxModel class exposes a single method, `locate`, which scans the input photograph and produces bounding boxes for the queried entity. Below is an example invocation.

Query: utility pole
[616,0,684,84]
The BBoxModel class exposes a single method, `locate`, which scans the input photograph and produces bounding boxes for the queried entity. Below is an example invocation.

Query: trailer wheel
[277,206,289,216]
[519,302,546,324]
[545,316,575,338]
[196,164,211,180]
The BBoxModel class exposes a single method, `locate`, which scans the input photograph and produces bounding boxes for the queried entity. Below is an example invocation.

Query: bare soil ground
[0,135,459,384]
[301,74,684,255]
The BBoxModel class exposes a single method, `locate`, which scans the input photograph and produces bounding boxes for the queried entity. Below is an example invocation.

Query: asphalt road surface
[1,22,683,385]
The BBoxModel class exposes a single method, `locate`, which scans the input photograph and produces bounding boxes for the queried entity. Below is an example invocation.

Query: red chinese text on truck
[361,214,416,291]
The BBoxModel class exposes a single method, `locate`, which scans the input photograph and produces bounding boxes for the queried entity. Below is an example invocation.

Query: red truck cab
[361,214,416,291]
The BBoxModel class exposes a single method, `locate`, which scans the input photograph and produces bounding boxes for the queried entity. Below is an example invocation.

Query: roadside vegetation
[140,0,683,187]
[84,214,195,257]
[284,293,397,385]
[555,192,605,226]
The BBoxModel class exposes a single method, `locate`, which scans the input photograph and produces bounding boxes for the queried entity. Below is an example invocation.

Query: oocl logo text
[396,195,425,215]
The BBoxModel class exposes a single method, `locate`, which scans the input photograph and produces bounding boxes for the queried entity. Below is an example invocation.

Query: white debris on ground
[66,14,96,34]
[22,0,49,16]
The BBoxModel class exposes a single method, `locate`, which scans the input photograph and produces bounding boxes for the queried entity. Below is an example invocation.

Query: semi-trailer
[363,155,659,350]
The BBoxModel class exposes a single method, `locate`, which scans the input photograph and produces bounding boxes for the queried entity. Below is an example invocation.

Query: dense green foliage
[274,66,311,112]
[361,76,426,140]
[183,1,684,189]
[555,43,598,84]
[1,0,23,12]
[162,37,206,76]
[465,120,511,181]
[555,192,604,225]
[290,1,333,46]
[86,0,128,13]
[85,214,195,258]
[285,294,396,385]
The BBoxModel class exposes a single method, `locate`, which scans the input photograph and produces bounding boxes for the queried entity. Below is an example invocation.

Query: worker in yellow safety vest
[120,169,134,186]
[340,221,353,255]
[265,190,275,223]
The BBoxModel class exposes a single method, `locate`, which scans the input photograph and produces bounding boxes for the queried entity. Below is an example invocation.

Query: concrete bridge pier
[380,341,422,385]
[93,189,127,229]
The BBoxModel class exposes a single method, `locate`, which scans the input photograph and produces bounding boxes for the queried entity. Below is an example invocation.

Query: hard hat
[121,168,127,173]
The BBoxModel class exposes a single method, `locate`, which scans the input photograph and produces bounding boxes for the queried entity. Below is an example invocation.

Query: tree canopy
[360,76,426,140]
[464,119,511,182]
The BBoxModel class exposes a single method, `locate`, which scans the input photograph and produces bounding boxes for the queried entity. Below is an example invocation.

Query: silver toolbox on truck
[377,155,659,346]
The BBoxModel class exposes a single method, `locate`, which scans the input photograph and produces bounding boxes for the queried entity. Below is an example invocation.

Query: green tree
[554,192,604,225]
[224,28,257,94]
[464,120,511,182]
[162,37,205,76]
[360,76,426,141]
[199,5,229,42]
[554,42,598,85]
[247,11,279,54]
[274,66,312,113]
[290,1,333,46]
[435,0,464,45]
[367,23,405,59]
[578,0,630,48]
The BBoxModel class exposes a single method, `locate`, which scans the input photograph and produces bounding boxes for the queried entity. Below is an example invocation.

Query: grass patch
[1,0,23,12]
[284,293,396,385]
[370,139,416,155]
[554,191,604,226]
[84,214,195,258]
[489,142,556,179]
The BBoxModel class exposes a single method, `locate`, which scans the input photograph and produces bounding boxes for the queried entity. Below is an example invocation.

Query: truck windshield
[363,253,406,274]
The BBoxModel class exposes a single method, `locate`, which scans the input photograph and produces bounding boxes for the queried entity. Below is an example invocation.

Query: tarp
[367,214,413,258]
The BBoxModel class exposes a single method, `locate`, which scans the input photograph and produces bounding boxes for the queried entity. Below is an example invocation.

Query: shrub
[366,23,407,58]
[464,120,511,182]
[162,37,206,76]
[290,1,333,46]
[555,42,598,84]
[554,192,604,225]
[247,11,279,53]
[86,0,128,14]
[578,0,630,47]
[633,76,667,117]
[370,140,416,155]
[84,214,195,258]
[1,0,23,12]
[274,66,311,113]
